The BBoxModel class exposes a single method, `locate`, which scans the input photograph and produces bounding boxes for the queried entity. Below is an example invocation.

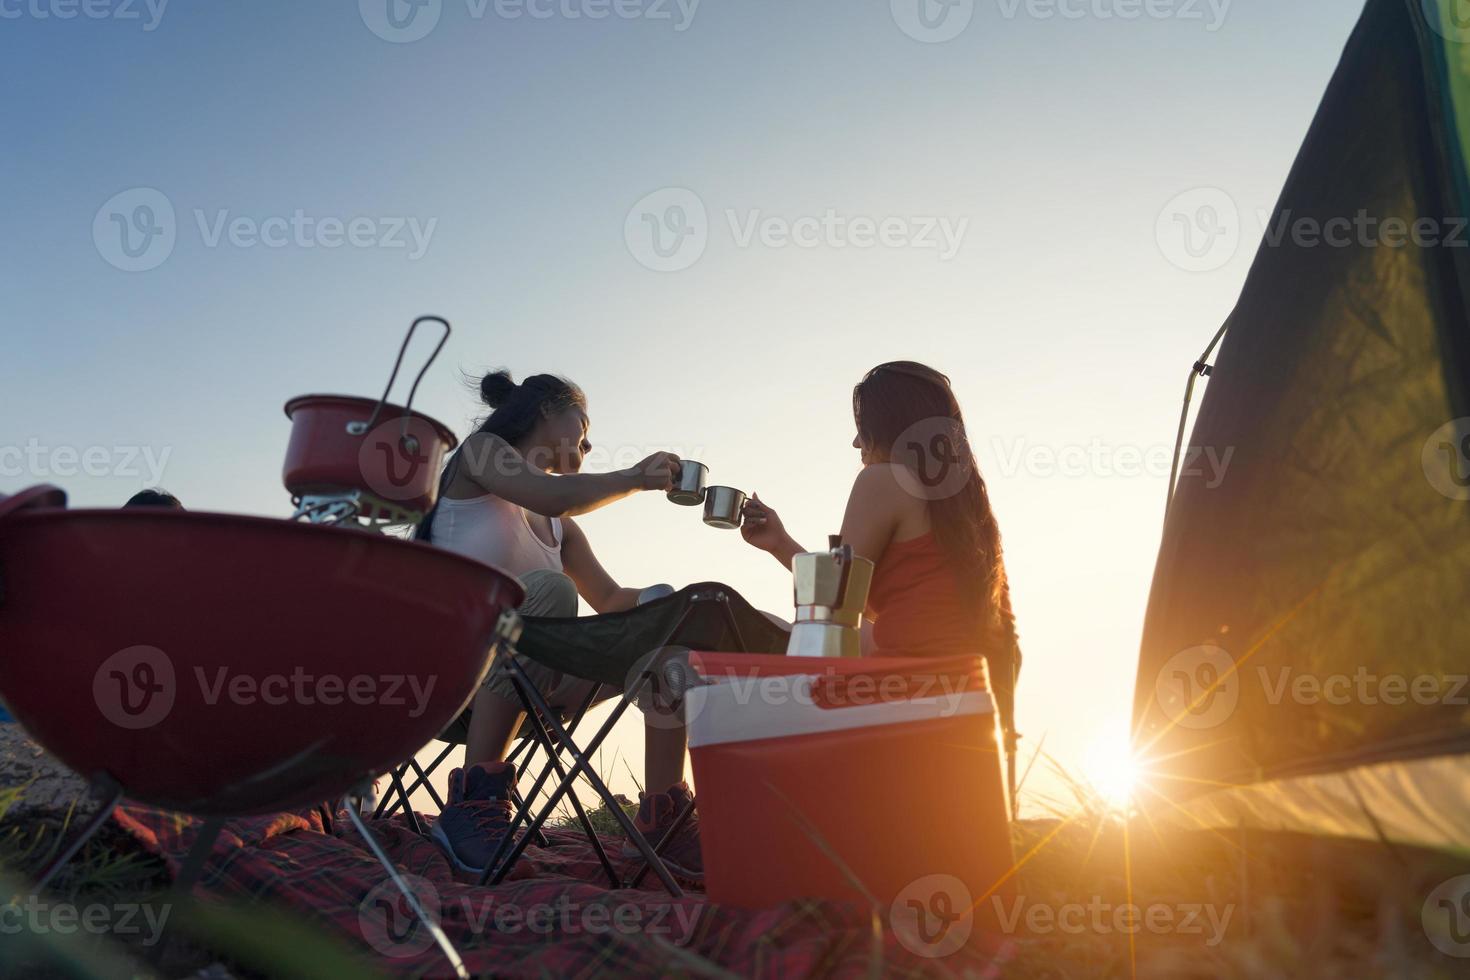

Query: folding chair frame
[471,588,751,894]
[374,587,771,895]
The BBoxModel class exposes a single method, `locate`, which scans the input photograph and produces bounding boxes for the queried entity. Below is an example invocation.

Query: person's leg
[435,569,578,872]
[462,687,523,769]
[643,714,687,795]
[621,660,702,879]
[461,569,579,769]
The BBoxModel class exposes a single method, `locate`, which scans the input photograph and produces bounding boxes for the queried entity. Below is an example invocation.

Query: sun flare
[1083,723,1142,812]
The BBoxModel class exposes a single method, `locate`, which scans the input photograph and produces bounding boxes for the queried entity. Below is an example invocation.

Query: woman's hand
[740,493,788,551]
[622,451,682,491]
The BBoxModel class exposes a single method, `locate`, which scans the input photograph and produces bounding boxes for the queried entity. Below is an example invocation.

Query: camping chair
[380,582,789,896]
[375,691,604,851]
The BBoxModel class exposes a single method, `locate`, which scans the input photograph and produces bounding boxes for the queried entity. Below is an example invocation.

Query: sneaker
[621,782,703,882]
[431,762,517,874]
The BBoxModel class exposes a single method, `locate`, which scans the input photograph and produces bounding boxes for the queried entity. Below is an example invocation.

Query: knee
[520,570,579,618]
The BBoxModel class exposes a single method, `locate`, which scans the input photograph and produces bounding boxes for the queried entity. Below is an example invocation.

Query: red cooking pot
[283,394,457,518]
[0,486,523,815]
[282,316,459,520]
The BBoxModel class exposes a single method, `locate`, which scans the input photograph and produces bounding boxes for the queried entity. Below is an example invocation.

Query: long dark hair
[853,361,1015,645]
[416,369,585,543]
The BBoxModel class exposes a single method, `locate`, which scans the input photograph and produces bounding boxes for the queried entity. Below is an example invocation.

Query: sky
[1,0,1368,810]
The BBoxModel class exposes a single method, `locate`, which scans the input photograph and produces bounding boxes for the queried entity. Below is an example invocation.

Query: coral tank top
[866,532,980,658]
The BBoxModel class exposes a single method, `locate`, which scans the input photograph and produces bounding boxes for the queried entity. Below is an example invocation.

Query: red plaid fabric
[114,802,1011,977]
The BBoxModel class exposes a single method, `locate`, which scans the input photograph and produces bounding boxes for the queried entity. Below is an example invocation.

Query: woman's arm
[836,464,903,568]
[451,432,678,519]
[740,464,904,570]
[740,494,805,569]
[559,518,641,614]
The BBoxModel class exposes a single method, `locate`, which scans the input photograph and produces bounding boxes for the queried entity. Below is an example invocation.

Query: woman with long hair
[740,361,1020,671]
[417,369,704,878]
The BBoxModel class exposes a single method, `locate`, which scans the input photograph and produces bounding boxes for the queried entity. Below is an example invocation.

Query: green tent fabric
[1132,0,1470,849]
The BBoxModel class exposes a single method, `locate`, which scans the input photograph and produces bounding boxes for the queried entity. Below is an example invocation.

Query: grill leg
[139,815,226,969]
[347,796,469,980]
[172,817,225,895]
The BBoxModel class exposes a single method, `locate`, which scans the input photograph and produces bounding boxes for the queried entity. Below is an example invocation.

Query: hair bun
[479,370,518,409]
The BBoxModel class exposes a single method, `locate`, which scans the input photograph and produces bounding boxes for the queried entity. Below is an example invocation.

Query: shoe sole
[431,821,490,877]
[619,845,703,884]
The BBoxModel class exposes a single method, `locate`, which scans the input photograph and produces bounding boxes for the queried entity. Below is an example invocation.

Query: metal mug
[668,460,709,506]
[702,486,746,530]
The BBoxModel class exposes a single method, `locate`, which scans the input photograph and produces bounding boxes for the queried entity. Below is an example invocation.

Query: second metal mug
[668,460,709,506]
[703,486,746,530]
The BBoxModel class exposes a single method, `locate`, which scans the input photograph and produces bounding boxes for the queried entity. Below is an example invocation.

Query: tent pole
[1165,321,1231,522]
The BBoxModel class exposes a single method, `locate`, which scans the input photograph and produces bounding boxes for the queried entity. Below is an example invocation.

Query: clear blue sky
[2,0,1366,807]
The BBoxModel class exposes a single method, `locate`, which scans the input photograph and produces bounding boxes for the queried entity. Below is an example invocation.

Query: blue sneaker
[431,762,517,874]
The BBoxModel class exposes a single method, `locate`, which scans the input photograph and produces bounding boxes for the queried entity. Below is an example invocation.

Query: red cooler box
[687,653,1015,932]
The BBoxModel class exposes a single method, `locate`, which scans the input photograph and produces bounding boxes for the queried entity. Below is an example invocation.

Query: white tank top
[430,493,563,579]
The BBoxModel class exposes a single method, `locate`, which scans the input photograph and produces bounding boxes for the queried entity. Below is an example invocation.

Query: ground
[3,724,1469,978]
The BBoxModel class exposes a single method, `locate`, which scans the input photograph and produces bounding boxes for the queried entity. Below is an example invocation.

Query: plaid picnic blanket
[113,803,1010,978]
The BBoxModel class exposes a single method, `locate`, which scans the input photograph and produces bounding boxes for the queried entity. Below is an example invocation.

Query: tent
[1132,0,1470,850]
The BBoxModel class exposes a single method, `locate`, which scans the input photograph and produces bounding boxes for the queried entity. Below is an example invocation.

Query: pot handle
[348,315,452,447]
[0,484,67,524]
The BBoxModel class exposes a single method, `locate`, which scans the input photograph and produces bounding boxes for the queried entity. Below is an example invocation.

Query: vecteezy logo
[93,646,176,730]
[358,874,441,959]
[359,418,433,503]
[359,0,442,43]
[891,0,974,43]
[1422,0,1470,44]
[1423,875,1470,958]
[624,188,708,272]
[890,874,973,959]
[1155,188,1241,273]
[890,417,973,501]
[1422,418,1470,501]
[93,188,176,272]
[1154,645,1239,730]
[626,646,698,730]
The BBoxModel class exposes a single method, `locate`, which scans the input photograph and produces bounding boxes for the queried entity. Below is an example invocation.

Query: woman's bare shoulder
[850,464,926,513]
[853,463,913,497]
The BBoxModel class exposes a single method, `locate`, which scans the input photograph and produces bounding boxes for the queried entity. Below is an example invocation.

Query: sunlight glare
[1083,722,1142,812]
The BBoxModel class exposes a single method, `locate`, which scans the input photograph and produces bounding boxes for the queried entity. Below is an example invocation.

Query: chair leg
[505,789,550,849]
[628,797,697,889]
[711,593,749,652]
[373,763,411,820]
[27,777,124,896]
[514,679,621,889]
[517,683,601,812]
[480,659,682,897]
[386,768,423,836]
[407,758,444,812]
[502,683,603,846]
[501,749,561,845]
[346,795,469,980]
[376,741,455,820]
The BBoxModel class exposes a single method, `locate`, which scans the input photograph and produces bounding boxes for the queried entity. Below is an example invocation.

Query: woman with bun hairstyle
[417,369,701,877]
